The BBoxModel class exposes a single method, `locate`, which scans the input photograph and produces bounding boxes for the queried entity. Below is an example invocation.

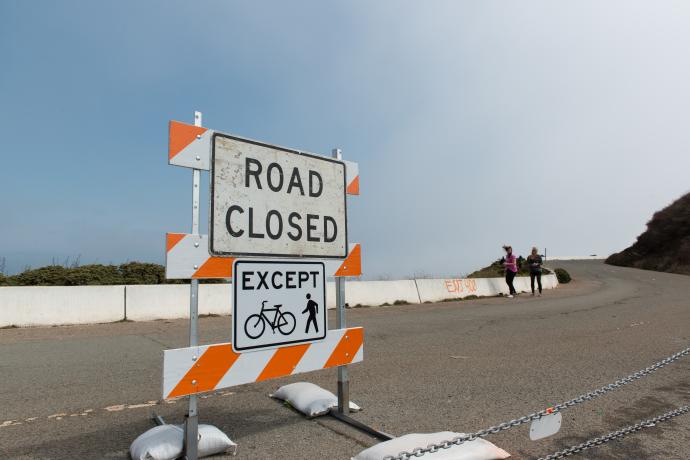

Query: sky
[1,1,689,278]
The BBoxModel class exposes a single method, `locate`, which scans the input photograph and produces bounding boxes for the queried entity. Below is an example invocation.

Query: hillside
[606,192,690,275]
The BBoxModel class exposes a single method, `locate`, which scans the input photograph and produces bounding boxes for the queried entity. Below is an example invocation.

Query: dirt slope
[606,192,690,275]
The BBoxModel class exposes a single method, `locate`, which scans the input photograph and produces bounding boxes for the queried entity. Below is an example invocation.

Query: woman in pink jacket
[502,245,518,298]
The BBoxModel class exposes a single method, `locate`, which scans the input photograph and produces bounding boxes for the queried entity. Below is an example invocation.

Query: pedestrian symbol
[303,294,319,333]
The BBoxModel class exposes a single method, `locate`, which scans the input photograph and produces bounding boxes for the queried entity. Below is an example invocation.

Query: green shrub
[554,268,571,284]
[1,261,206,286]
[66,264,123,285]
[9,265,71,286]
[120,262,166,285]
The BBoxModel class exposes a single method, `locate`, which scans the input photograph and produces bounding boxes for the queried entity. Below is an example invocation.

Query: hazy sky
[1,1,689,277]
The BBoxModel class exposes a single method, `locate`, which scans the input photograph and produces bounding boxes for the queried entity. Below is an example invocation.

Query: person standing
[527,247,543,296]
[502,245,518,298]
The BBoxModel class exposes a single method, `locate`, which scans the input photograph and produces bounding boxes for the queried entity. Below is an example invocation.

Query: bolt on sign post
[164,115,369,459]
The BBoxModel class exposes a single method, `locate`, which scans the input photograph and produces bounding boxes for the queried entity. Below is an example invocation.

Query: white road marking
[0,421,22,427]
[0,390,234,429]
[126,401,158,409]
[104,405,125,412]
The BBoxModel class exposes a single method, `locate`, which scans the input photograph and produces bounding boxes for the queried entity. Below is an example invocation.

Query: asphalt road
[1,260,688,459]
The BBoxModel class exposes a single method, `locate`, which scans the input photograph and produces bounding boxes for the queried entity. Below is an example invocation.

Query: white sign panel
[211,133,347,258]
[232,260,327,352]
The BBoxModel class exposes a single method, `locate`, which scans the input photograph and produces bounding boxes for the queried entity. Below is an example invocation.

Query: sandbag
[271,382,361,417]
[352,432,510,460]
[130,424,237,460]
[130,425,182,460]
[197,425,237,457]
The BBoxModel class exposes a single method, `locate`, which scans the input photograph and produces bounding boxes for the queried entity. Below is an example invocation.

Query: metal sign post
[332,148,349,415]
[183,111,202,460]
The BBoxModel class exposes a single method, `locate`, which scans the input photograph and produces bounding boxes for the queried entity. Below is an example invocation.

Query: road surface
[1,260,688,459]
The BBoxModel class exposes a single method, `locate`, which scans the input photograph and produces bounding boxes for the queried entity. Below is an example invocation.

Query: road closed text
[212,134,347,257]
[225,158,339,242]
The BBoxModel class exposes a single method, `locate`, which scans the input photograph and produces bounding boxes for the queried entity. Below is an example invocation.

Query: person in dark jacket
[527,246,543,296]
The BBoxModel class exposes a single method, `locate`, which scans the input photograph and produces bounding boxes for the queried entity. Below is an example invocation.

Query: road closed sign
[211,133,347,258]
[232,260,327,352]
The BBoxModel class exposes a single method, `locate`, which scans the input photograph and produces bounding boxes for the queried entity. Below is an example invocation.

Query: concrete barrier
[125,284,233,321]
[199,284,233,316]
[0,286,125,328]
[0,274,558,327]
[416,274,558,303]
[345,280,421,307]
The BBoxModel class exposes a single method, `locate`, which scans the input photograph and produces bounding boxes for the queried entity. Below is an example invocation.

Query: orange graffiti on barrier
[444,278,477,294]
[464,279,477,292]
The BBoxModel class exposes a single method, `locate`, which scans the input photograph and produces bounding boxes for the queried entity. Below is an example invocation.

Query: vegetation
[606,192,690,275]
[467,256,551,278]
[554,268,571,284]
[0,262,226,286]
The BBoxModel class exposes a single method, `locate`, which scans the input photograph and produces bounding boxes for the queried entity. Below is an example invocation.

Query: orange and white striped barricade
[162,115,371,457]
[165,233,232,279]
[168,120,360,195]
[163,327,363,399]
[165,232,362,279]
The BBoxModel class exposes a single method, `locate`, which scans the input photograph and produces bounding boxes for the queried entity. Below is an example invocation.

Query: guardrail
[0,274,558,327]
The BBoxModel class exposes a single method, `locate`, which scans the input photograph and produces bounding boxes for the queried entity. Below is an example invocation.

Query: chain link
[537,404,690,459]
[382,346,690,460]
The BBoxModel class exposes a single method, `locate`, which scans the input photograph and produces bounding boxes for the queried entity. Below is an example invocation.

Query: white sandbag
[271,382,361,417]
[130,424,237,460]
[352,432,510,460]
[130,425,183,460]
[198,424,238,457]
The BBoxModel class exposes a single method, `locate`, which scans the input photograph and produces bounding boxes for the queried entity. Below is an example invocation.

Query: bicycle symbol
[244,300,296,339]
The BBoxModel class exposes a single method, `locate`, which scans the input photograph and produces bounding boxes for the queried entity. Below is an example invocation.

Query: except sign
[233,260,327,353]
[211,133,347,258]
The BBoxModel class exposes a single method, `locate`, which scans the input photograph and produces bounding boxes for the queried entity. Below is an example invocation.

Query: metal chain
[382,346,690,460]
[538,404,690,459]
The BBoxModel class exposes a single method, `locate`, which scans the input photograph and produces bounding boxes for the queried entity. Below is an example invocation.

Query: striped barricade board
[165,233,362,279]
[163,327,364,399]
[168,120,360,195]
